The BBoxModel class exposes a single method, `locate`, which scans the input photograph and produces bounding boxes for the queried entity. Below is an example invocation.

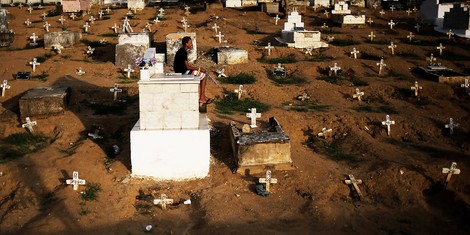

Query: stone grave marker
[246,108,261,128]
[381,114,395,136]
[43,31,81,49]
[217,47,248,65]
[388,41,397,55]
[329,63,341,76]
[407,32,414,42]
[29,58,40,72]
[1,80,10,97]
[410,81,422,97]
[377,57,386,75]
[442,162,460,186]
[83,22,90,32]
[388,19,396,29]
[43,21,50,32]
[215,31,224,43]
[445,118,459,135]
[274,14,280,25]
[350,48,359,59]
[66,171,86,190]
[317,127,332,138]
[344,174,363,198]
[153,194,174,210]
[259,170,277,192]
[110,83,122,101]
[437,43,445,56]
[22,117,37,133]
[76,68,85,75]
[123,64,134,78]
[19,86,71,119]
[212,23,219,33]
[264,43,273,55]
[353,88,364,101]
[368,31,376,41]
[234,85,246,100]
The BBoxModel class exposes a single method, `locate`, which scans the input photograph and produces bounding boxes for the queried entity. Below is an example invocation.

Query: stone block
[62,0,91,13]
[226,0,242,7]
[115,44,149,67]
[19,86,71,119]
[217,47,248,65]
[242,0,257,6]
[261,2,280,14]
[43,31,82,49]
[128,0,145,10]
[166,32,197,66]
[118,33,151,46]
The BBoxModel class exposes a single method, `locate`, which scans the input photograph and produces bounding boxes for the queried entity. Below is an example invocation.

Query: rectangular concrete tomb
[44,31,82,49]
[115,32,151,67]
[230,117,293,174]
[19,86,71,119]
[217,47,248,65]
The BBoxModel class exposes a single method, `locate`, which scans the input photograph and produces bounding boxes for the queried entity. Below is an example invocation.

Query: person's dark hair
[182,36,191,46]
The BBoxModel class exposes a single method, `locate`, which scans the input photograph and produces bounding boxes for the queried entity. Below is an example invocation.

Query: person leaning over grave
[174,36,212,104]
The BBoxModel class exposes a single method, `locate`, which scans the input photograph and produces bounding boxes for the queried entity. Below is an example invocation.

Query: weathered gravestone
[128,0,145,10]
[0,9,14,47]
[166,32,197,65]
[62,0,91,13]
[115,32,151,67]
[216,47,248,65]
[43,31,82,49]
[19,86,71,119]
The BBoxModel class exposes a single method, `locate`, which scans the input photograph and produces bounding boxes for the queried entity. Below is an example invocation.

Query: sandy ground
[0,2,469,235]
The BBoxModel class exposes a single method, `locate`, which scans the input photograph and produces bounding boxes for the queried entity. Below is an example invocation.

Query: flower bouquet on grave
[134,57,157,69]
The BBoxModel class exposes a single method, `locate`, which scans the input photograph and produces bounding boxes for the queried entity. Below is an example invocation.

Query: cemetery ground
[0,3,469,235]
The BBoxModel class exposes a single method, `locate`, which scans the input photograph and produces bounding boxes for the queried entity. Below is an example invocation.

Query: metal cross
[344,174,363,198]
[407,32,414,42]
[110,83,123,101]
[353,88,364,101]
[264,43,273,55]
[66,171,86,191]
[436,43,445,56]
[246,108,261,128]
[22,117,37,133]
[29,58,40,72]
[445,118,459,135]
[1,80,11,97]
[234,85,246,100]
[368,31,376,41]
[381,115,395,136]
[317,127,332,138]
[259,170,277,192]
[388,41,397,55]
[274,14,280,25]
[215,32,224,43]
[153,193,174,210]
[410,81,422,97]
[388,19,396,29]
[350,48,359,59]
[442,162,461,186]
[330,63,341,76]
[377,57,386,75]
[123,64,134,78]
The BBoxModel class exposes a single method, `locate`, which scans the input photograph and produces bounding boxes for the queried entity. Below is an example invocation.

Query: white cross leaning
[330,63,341,75]
[234,85,246,100]
[76,68,86,75]
[350,48,359,59]
[410,81,423,97]
[29,33,38,43]
[246,108,261,128]
[353,88,364,101]
[445,118,459,135]
[86,46,95,55]
[58,16,65,24]
[427,53,436,65]
[66,171,86,190]
[344,174,363,198]
[25,19,32,26]
[264,43,273,55]
[368,31,376,41]
[274,14,280,25]
[442,162,461,185]
[377,57,386,75]
[1,80,11,97]
[70,13,76,20]
[83,22,91,32]
[436,43,445,56]
[317,127,333,138]
[259,170,277,192]
[447,29,454,39]
[215,68,227,78]
[414,23,421,32]
[407,32,414,42]
[111,23,119,33]
[153,193,174,210]
[29,58,40,72]
[43,21,50,32]
[388,41,397,55]
[367,18,373,25]
[388,19,396,29]
[22,117,37,133]
[123,64,134,78]
[110,83,123,101]
[381,114,395,136]
[215,31,224,43]
[304,47,313,55]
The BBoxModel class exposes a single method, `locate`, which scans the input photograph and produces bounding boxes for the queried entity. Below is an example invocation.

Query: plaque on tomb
[15,71,31,80]
[19,86,71,119]
[43,31,82,49]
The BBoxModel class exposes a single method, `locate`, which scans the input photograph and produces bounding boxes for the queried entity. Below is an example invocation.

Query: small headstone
[15,71,30,80]
[259,170,277,192]
[66,171,86,190]
[445,118,459,135]
[344,174,363,198]
[19,86,71,119]
[264,43,273,55]
[22,117,37,133]
[410,81,422,97]
[317,128,332,138]
[1,80,10,97]
[353,88,364,101]
[381,114,395,136]
[110,83,123,101]
[153,193,174,210]
[442,162,460,186]
[246,108,261,128]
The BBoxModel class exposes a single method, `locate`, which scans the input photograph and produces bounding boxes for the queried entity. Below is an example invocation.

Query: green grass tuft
[218,73,256,84]
[0,133,49,163]
[81,183,102,201]
[215,93,270,114]
[32,72,49,82]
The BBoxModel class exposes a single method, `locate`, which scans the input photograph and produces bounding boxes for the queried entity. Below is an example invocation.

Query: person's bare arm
[185,60,206,72]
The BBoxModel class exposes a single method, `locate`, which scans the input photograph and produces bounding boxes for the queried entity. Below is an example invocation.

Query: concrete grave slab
[19,86,71,119]
[44,31,82,49]
[216,47,248,65]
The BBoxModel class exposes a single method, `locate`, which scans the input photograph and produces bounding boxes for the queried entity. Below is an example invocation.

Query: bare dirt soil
[0,3,469,235]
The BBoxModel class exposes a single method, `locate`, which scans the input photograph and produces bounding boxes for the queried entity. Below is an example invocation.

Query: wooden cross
[344,174,363,198]
[153,193,174,210]
[353,88,364,101]
[29,58,40,72]
[350,48,359,59]
[215,31,224,43]
[321,23,328,29]
[388,19,396,29]
[367,18,373,25]
[246,108,261,128]
[377,58,386,75]
[446,29,454,40]
[407,32,414,42]
[41,12,48,20]
[29,33,38,43]
[22,117,37,133]
[414,23,421,32]
[381,115,395,136]
[329,63,341,76]
[215,68,227,78]
[212,23,219,33]
[86,46,95,55]
[406,9,412,16]
[445,118,459,135]
[379,10,385,16]
[58,16,65,24]
[264,43,273,55]
[304,47,313,55]
[182,21,189,32]
[66,171,86,191]
[25,19,32,26]
[110,83,123,101]
[53,45,64,54]
[234,85,246,100]
[98,10,104,19]
[317,128,332,138]
[83,22,91,32]
[410,81,422,97]
[442,162,461,186]
[368,31,376,41]
[111,23,119,33]
[70,13,76,20]
[390,5,395,12]
[259,170,277,192]
[1,80,11,97]
[436,43,445,56]
[43,21,50,32]
[388,41,397,55]
[123,64,134,78]
[76,68,85,76]
[427,53,436,66]
[274,14,280,25]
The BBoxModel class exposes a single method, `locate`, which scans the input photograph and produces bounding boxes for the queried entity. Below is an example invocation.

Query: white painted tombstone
[410,81,423,97]
[279,10,328,49]
[29,58,40,72]
[317,127,332,137]
[388,41,397,55]
[381,114,395,136]
[445,118,459,135]
[1,80,10,97]
[110,83,123,101]
[246,108,261,128]
[377,57,386,75]
[350,48,359,59]
[215,31,224,43]
[226,0,242,8]
[65,171,86,191]
[407,32,415,42]
[344,174,363,198]
[264,43,273,55]
[153,193,174,210]
[258,170,277,192]
[22,117,37,133]
[437,43,445,56]
[442,162,460,185]
[234,84,246,100]
[353,88,364,101]
[330,63,341,76]
[123,64,134,78]
[128,0,145,11]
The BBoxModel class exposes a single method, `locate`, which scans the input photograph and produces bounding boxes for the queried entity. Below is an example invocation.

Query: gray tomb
[19,86,71,119]
[216,47,248,65]
[44,31,82,49]
[115,32,151,67]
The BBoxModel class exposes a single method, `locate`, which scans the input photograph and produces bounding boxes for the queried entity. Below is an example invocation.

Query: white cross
[88,16,96,24]
[406,9,412,16]
[407,32,414,42]
[28,6,33,13]
[259,170,277,192]
[388,19,396,29]
[99,39,107,44]
[445,118,459,135]
[274,14,280,25]
[211,23,220,34]
[377,57,386,75]
[215,32,224,43]
[413,6,418,12]
[153,193,173,210]
[410,81,422,97]
[184,6,191,16]
[98,10,104,19]
[264,43,273,55]
[297,91,310,101]
[43,21,50,32]
[70,13,76,20]
[66,171,86,191]
[58,16,65,24]
[22,117,37,133]
[317,127,332,138]
[234,85,246,100]
[427,53,436,66]
[1,80,11,97]
[447,29,454,40]
[368,32,376,41]
[381,115,395,136]
[436,43,445,56]
[461,79,469,93]
[414,23,421,32]
[53,44,64,54]
[123,64,134,78]
[110,83,123,101]
[145,22,152,31]
[379,10,385,16]
[41,12,48,20]
[215,68,226,78]
[158,8,165,17]
[29,58,40,72]
[304,47,313,55]
[321,23,328,29]
[153,17,160,25]
[326,36,335,42]
[373,3,378,9]
[18,3,23,8]
[367,18,373,25]
[246,108,261,128]
[86,46,95,55]
[390,5,395,12]
[25,19,32,26]
[105,7,111,14]
[83,22,91,32]
[344,174,363,198]
[182,21,189,32]
[330,63,341,76]
[111,23,119,33]
[76,68,85,75]
[442,162,461,186]
[353,88,364,101]
[388,41,397,55]
[122,17,133,33]
[324,10,329,18]
[29,33,38,43]
[180,17,187,24]
[350,48,359,59]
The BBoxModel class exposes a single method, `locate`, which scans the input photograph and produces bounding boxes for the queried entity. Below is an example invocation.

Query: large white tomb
[130,48,210,180]
[277,10,328,49]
